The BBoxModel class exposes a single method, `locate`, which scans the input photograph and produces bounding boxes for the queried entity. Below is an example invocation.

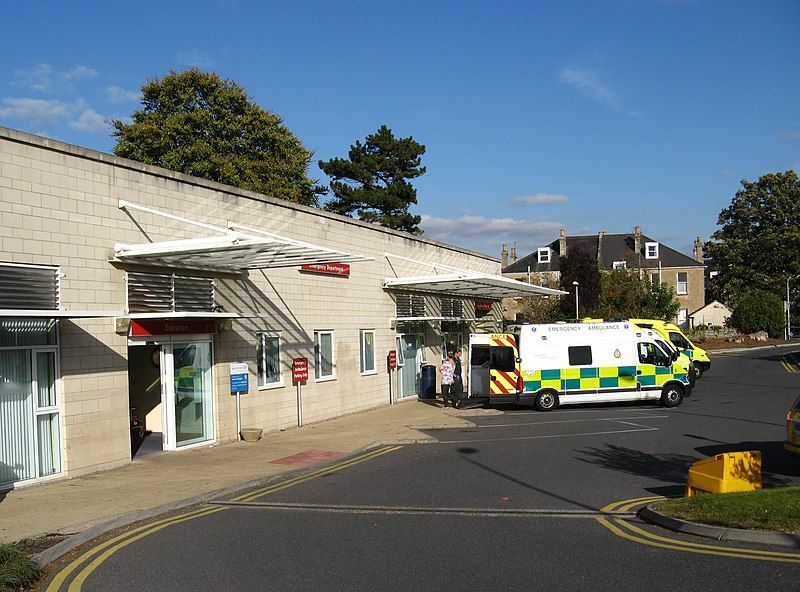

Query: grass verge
[0,543,41,592]
[653,486,800,533]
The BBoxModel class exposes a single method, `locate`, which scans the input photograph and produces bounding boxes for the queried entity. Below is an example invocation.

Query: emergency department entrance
[127,320,216,453]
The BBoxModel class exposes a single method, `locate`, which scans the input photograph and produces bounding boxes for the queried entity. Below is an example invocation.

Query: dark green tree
[595,270,679,320]
[705,171,800,314]
[729,288,785,338]
[558,246,601,319]
[319,125,425,234]
[111,68,324,206]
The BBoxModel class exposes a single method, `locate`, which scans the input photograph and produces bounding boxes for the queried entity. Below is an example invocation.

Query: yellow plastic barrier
[685,451,762,497]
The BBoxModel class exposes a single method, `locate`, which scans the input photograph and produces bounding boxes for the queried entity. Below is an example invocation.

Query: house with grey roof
[502,226,706,327]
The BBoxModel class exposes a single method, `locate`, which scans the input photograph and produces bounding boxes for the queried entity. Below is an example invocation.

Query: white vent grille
[441,298,463,318]
[0,264,59,310]
[127,272,215,313]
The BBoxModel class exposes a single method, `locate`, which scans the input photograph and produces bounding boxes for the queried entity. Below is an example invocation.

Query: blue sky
[2,0,798,259]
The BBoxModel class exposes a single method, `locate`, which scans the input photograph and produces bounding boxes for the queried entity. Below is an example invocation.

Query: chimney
[501,243,508,268]
[694,237,703,262]
[511,245,517,262]
[598,231,605,262]
[559,229,567,257]
[634,225,642,253]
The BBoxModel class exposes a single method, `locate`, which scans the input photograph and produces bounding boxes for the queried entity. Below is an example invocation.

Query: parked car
[786,395,800,456]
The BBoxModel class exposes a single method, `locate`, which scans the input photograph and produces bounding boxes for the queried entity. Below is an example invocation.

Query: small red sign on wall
[292,358,309,382]
[475,300,493,312]
[388,350,397,370]
[130,319,217,336]
[300,263,351,277]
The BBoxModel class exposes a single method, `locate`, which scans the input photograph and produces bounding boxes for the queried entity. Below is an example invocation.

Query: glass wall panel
[0,350,34,484]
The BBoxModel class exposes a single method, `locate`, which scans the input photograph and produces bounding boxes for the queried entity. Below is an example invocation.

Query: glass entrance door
[162,341,214,449]
[396,334,425,399]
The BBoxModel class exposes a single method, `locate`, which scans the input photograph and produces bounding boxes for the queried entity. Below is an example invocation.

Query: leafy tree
[595,270,679,320]
[705,171,800,313]
[558,246,601,319]
[729,289,785,338]
[111,68,324,206]
[514,276,563,324]
[319,125,425,234]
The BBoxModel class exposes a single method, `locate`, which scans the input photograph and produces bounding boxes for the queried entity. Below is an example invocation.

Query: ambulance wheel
[661,384,684,408]
[534,390,559,412]
[693,365,703,379]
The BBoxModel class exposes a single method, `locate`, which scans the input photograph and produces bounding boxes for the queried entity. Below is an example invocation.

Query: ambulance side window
[568,345,592,366]
[669,332,690,350]
[490,347,516,372]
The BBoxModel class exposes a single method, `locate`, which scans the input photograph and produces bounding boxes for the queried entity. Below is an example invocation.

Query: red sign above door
[130,319,218,336]
[300,263,351,277]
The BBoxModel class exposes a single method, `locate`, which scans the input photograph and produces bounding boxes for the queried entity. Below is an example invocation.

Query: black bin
[419,364,437,399]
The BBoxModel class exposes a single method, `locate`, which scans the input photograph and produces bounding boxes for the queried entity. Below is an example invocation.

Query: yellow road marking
[597,496,800,563]
[46,445,403,591]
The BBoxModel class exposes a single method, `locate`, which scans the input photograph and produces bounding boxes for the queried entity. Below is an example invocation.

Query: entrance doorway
[128,337,215,455]
[396,333,425,399]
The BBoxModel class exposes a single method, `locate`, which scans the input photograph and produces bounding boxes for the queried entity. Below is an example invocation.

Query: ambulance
[627,319,711,378]
[468,322,691,411]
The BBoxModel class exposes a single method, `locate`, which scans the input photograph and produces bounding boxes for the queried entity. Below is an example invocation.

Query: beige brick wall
[1,126,501,479]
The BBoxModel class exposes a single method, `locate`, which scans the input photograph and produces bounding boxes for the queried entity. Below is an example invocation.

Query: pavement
[2,395,799,568]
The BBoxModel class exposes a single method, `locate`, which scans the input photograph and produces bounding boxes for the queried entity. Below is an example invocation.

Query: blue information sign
[230,362,249,393]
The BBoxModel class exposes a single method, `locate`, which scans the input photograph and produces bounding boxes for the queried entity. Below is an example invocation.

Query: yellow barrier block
[686,451,762,497]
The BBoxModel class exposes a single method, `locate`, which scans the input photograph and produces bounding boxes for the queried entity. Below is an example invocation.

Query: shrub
[729,289,785,338]
[0,543,41,592]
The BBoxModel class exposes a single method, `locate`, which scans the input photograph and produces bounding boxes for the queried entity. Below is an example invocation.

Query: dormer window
[538,248,551,264]
[613,261,627,270]
[645,242,659,259]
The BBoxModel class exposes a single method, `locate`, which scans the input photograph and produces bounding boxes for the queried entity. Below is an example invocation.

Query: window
[677,272,688,295]
[314,331,335,379]
[568,345,592,366]
[360,330,375,374]
[490,347,516,372]
[538,248,551,264]
[613,261,627,270]
[256,333,281,387]
[645,242,659,259]
[650,272,660,285]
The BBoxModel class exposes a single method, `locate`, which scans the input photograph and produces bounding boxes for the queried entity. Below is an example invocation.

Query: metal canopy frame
[113,201,373,273]
[383,253,567,299]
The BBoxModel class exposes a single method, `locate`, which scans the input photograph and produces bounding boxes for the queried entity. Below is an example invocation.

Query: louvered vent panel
[174,276,214,311]
[0,264,59,310]
[395,294,426,317]
[127,273,173,313]
[441,298,464,318]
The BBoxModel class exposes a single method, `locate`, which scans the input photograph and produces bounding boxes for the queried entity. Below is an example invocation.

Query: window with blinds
[0,263,59,310]
[441,298,463,319]
[127,272,215,313]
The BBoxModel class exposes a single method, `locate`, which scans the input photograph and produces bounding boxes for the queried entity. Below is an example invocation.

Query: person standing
[440,353,456,408]
[451,349,464,408]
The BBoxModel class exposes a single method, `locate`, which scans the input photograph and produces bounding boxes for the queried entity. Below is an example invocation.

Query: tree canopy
[319,125,425,234]
[595,270,679,321]
[705,171,800,313]
[111,68,324,206]
[558,246,601,319]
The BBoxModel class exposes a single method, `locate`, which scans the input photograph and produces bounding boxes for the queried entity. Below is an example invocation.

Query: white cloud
[559,66,639,118]
[511,193,569,205]
[106,85,140,104]
[419,214,563,256]
[0,97,74,125]
[13,64,98,93]
[69,109,110,133]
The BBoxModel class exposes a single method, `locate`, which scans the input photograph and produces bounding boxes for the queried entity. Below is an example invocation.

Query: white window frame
[256,332,282,388]
[360,329,376,375]
[645,242,659,259]
[677,272,688,295]
[537,248,551,264]
[613,261,627,270]
[314,330,335,381]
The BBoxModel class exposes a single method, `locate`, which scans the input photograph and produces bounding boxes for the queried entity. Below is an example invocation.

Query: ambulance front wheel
[534,390,559,412]
[661,384,684,408]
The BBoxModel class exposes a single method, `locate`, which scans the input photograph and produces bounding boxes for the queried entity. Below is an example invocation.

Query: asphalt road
[39,345,800,591]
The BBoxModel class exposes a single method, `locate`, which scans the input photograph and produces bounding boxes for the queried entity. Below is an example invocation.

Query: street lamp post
[572,281,579,320]
[788,277,793,340]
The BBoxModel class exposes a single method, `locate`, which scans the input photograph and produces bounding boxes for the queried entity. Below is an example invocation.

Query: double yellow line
[597,497,800,563]
[781,352,800,373]
[45,445,402,591]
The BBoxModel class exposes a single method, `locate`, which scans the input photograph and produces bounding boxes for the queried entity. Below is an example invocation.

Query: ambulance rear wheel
[661,384,684,408]
[534,390,559,411]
